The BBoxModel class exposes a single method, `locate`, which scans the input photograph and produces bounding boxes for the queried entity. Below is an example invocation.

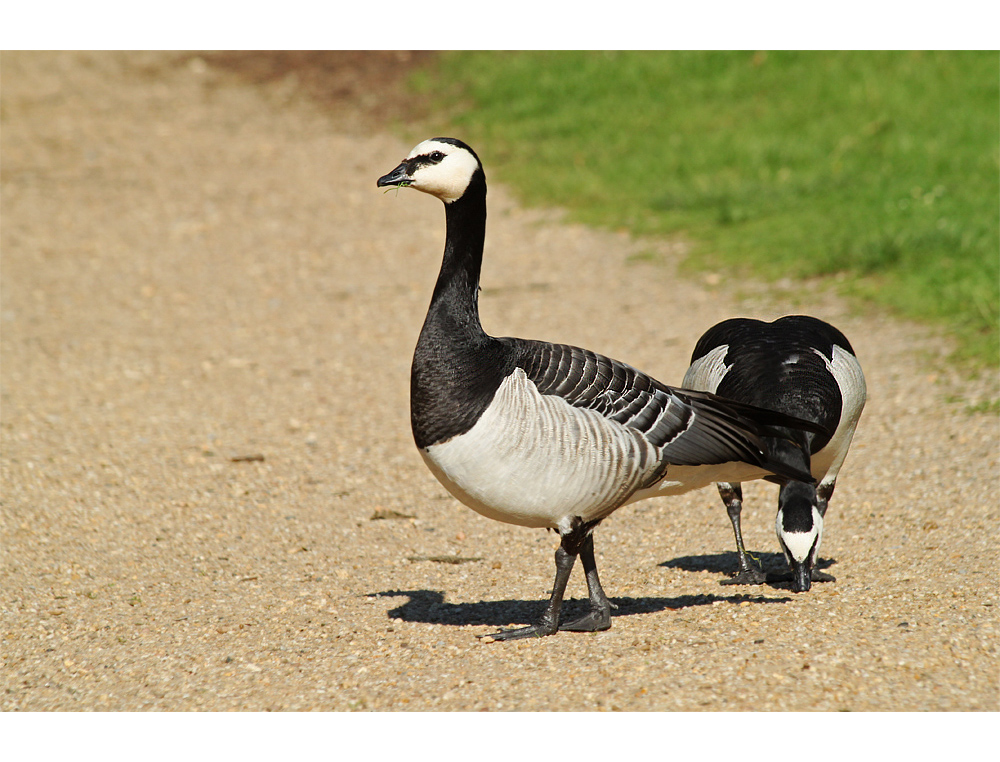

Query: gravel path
[2,51,997,712]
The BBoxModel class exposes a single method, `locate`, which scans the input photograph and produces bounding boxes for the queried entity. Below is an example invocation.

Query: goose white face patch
[776,507,824,563]
[406,139,481,203]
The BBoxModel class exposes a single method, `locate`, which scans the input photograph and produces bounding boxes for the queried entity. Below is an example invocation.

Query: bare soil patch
[2,51,996,711]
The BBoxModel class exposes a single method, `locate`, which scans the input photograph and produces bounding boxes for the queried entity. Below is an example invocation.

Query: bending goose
[378,138,827,640]
[683,316,867,592]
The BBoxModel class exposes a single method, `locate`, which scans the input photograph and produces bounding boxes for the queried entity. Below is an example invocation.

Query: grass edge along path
[410,51,998,375]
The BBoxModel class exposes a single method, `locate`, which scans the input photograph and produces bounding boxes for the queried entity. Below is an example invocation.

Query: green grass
[414,51,999,369]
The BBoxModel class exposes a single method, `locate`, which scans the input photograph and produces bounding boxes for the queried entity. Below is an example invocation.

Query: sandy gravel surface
[2,51,997,712]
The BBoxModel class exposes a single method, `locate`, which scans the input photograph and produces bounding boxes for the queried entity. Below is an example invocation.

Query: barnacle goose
[682,316,867,592]
[378,138,829,639]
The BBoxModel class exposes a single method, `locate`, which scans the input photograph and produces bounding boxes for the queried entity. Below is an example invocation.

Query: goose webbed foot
[771,569,833,584]
[720,567,768,586]
[559,607,611,632]
[484,620,560,641]
[766,569,835,586]
[485,598,610,638]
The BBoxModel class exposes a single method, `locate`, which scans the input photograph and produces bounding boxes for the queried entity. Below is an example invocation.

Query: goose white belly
[421,368,662,531]
[633,461,774,500]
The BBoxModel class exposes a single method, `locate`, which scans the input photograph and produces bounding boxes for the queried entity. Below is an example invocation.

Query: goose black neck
[426,172,488,338]
[412,169,506,449]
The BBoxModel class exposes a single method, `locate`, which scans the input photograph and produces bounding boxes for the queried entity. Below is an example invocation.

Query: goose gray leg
[485,544,576,641]
[559,534,612,632]
[484,520,598,641]
[808,479,836,583]
[717,482,767,585]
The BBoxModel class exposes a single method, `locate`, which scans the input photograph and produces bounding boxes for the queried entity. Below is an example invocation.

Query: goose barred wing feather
[514,340,793,470]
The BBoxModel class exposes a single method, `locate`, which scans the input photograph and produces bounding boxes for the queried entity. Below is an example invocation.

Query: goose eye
[428,151,445,162]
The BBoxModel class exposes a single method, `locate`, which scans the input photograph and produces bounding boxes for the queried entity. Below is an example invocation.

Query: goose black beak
[789,559,812,593]
[377,162,411,188]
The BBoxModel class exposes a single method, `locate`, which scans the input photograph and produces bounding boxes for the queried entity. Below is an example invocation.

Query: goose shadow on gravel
[367,589,791,628]
[661,551,838,589]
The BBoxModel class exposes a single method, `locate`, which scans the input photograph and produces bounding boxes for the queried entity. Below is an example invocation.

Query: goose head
[775,480,824,592]
[377,138,483,203]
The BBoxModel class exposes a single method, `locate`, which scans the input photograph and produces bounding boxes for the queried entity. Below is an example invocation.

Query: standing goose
[682,316,867,592]
[378,138,827,640]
